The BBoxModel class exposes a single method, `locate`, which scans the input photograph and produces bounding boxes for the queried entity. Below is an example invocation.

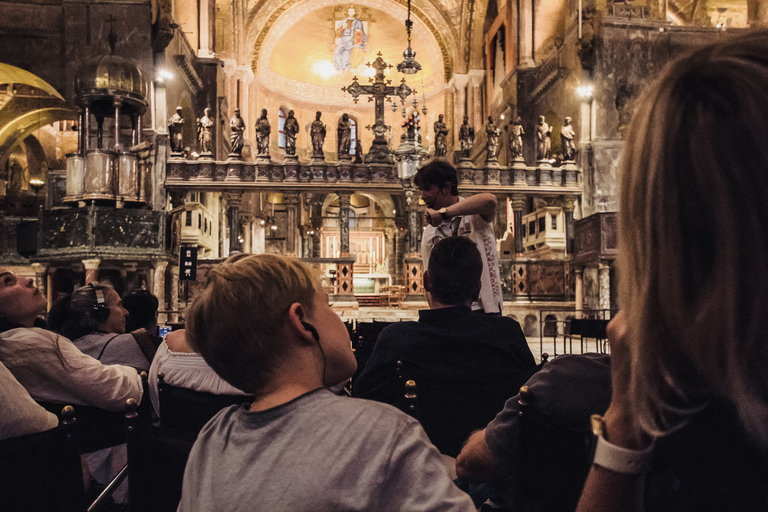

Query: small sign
[179,246,198,281]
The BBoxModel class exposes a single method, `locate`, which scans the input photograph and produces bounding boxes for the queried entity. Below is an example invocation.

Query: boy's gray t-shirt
[178,388,474,512]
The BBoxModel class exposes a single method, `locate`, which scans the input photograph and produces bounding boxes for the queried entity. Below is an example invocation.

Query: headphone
[89,283,111,324]
[301,321,326,384]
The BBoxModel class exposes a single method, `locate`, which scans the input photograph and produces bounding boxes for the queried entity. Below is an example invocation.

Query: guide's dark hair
[414,160,459,195]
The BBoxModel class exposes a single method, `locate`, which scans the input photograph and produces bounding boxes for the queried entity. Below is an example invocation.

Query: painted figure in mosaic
[536,115,552,161]
[168,106,184,154]
[459,116,474,159]
[255,109,271,156]
[229,109,246,156]
[485,116,501,160]
[334,7,367,72]
[197,107,214,155]
[561,116,577,161]
[338,113,352,157]
[284,110,299,156]
[507,116,525,160]
[433,114,449,157]
[311,111,327,157]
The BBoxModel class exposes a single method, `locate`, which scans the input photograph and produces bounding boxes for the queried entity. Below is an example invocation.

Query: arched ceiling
[248,0,459,106]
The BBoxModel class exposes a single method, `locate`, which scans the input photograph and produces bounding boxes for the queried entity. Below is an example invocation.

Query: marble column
[285,193,299,256]
[31,263,46,296]
[338,192,350,254]
[153,260,168,324]
[310,193,323,258]
[564,197,577,255]
[114,100,122,153]
[469,72,484,133]
[170,265,180,323]
[574,267,583,318]
[83,107,90,153]
[226,191,242,256]
[510,195,526,255]
[240,212,253,254]
[519,0,535,67]
[124,262,139,293]
[46,267,55,311]
[598,261,611,312]
[449,74,469,151]
[82,258,101,284]
[404,184,425,298]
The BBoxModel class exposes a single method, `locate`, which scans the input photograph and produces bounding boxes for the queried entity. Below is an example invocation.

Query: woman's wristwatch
[590,414,655,474]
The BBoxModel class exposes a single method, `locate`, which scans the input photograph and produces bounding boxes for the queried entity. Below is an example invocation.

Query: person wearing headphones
[177,253,475,511]
[48,283,151,371]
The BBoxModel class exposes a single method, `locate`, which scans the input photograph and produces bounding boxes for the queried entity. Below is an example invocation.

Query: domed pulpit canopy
[67,52,149,206]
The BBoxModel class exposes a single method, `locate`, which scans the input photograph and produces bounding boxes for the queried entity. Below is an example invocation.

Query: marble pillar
[153,260,168,324]
[338,192,350,254]
[82,258,101,285]
[170,265,180,323]
[285,193,299,256]
[564,197,577,255]
[226,191,242,256]
[519,0,535,67]
[510,195,526,255]
[598,261,611,312]
[574,267,583,318]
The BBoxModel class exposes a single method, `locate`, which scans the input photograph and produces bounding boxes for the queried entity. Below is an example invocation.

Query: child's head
[186,254,355,394]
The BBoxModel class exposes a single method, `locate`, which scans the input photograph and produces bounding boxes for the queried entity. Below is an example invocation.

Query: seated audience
[178,254,475,511]
[577,33,768,511]
[456,353,611,483]
[148,328,248,418]
[353,236,536,455]
[0,269,143,501]
[49,283,151,371]
[123,289,162,356]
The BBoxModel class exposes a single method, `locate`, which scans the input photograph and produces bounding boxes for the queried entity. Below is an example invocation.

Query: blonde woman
[577,32,768,511]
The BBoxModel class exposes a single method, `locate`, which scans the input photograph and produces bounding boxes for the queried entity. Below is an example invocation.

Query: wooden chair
[512,385,593,512]
[394,360,531,458]
[37,371,152,453]
[0,405,86,512]
[125,399,197,512]
[157,374,253,434]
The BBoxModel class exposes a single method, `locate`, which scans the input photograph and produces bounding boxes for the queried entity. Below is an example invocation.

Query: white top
[0,360,58,440]
[421,197,504,314]
[148,339,248,418]
[0,328,143,411]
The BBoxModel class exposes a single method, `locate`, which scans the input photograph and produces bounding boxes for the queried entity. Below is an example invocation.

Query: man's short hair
[185,254,319,395]
[123,290,159,332]
[427,236,482,306]
[414,160,459,195]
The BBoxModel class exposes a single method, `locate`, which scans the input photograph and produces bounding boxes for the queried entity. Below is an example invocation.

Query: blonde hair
[185,254,320,394]
[619,31,768,446]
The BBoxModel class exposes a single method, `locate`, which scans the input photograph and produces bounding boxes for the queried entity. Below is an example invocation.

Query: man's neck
[435,195,459,210]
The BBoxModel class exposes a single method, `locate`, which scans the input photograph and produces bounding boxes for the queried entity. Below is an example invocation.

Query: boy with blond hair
[178,254,474,511]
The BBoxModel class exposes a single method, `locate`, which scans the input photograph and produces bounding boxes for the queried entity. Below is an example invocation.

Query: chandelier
[397,0,422,75]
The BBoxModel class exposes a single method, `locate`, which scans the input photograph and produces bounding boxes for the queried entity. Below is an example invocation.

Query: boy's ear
[423,270,432,293]
[286,302,315,345]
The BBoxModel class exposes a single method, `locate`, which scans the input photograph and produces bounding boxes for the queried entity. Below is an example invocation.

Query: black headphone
[89,283,111,324]
[301,321,320,343]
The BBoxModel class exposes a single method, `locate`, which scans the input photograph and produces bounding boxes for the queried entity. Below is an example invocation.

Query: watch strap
[591,414,655,475]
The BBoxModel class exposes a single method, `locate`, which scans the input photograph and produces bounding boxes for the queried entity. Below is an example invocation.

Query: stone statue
[433,114,448,157]
[354,138,363,163]
[507,116,525,160]
[310,111,327,158]
[485,115,501,160]
[338,113,352,157]
[229,109,246,156]
[255,109,271,156]
[561,116,577,161]
[284,110,299,156]
[168,106,184,154]
[459,115,474,159]
[197,107,214,155]
[536,115,552,161]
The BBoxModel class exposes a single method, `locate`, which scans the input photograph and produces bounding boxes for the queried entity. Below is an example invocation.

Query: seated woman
[0,269,143,501]
[577,33,768,511]
[48,283,152,371]
[148,328,248,419]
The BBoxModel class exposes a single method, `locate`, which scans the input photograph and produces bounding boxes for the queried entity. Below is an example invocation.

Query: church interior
[0,0,763,331]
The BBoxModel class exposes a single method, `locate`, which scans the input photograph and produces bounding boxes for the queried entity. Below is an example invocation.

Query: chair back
[513,385,593,512]
[395,360,530,458]
[125,399,197,512]
[0,405,86,512]
[157,375,253,434]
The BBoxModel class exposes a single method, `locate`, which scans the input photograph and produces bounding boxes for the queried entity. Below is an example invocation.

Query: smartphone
[158,325,172,338]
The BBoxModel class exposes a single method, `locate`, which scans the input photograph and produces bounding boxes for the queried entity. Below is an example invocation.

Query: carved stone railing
[501,259,574,301]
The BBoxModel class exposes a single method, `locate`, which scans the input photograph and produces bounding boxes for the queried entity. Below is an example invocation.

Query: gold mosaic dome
[75,54,148,108]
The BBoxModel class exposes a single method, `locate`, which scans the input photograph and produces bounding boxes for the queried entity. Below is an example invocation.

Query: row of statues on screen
[168,107,353,160]
[445,114,577,162]
[169,107,576,163]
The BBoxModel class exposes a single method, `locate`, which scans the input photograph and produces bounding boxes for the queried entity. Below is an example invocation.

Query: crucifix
[342,53,413,164]
[105,14,118,54]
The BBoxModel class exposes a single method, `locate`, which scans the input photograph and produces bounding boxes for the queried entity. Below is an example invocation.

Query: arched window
[278,108,286,149]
